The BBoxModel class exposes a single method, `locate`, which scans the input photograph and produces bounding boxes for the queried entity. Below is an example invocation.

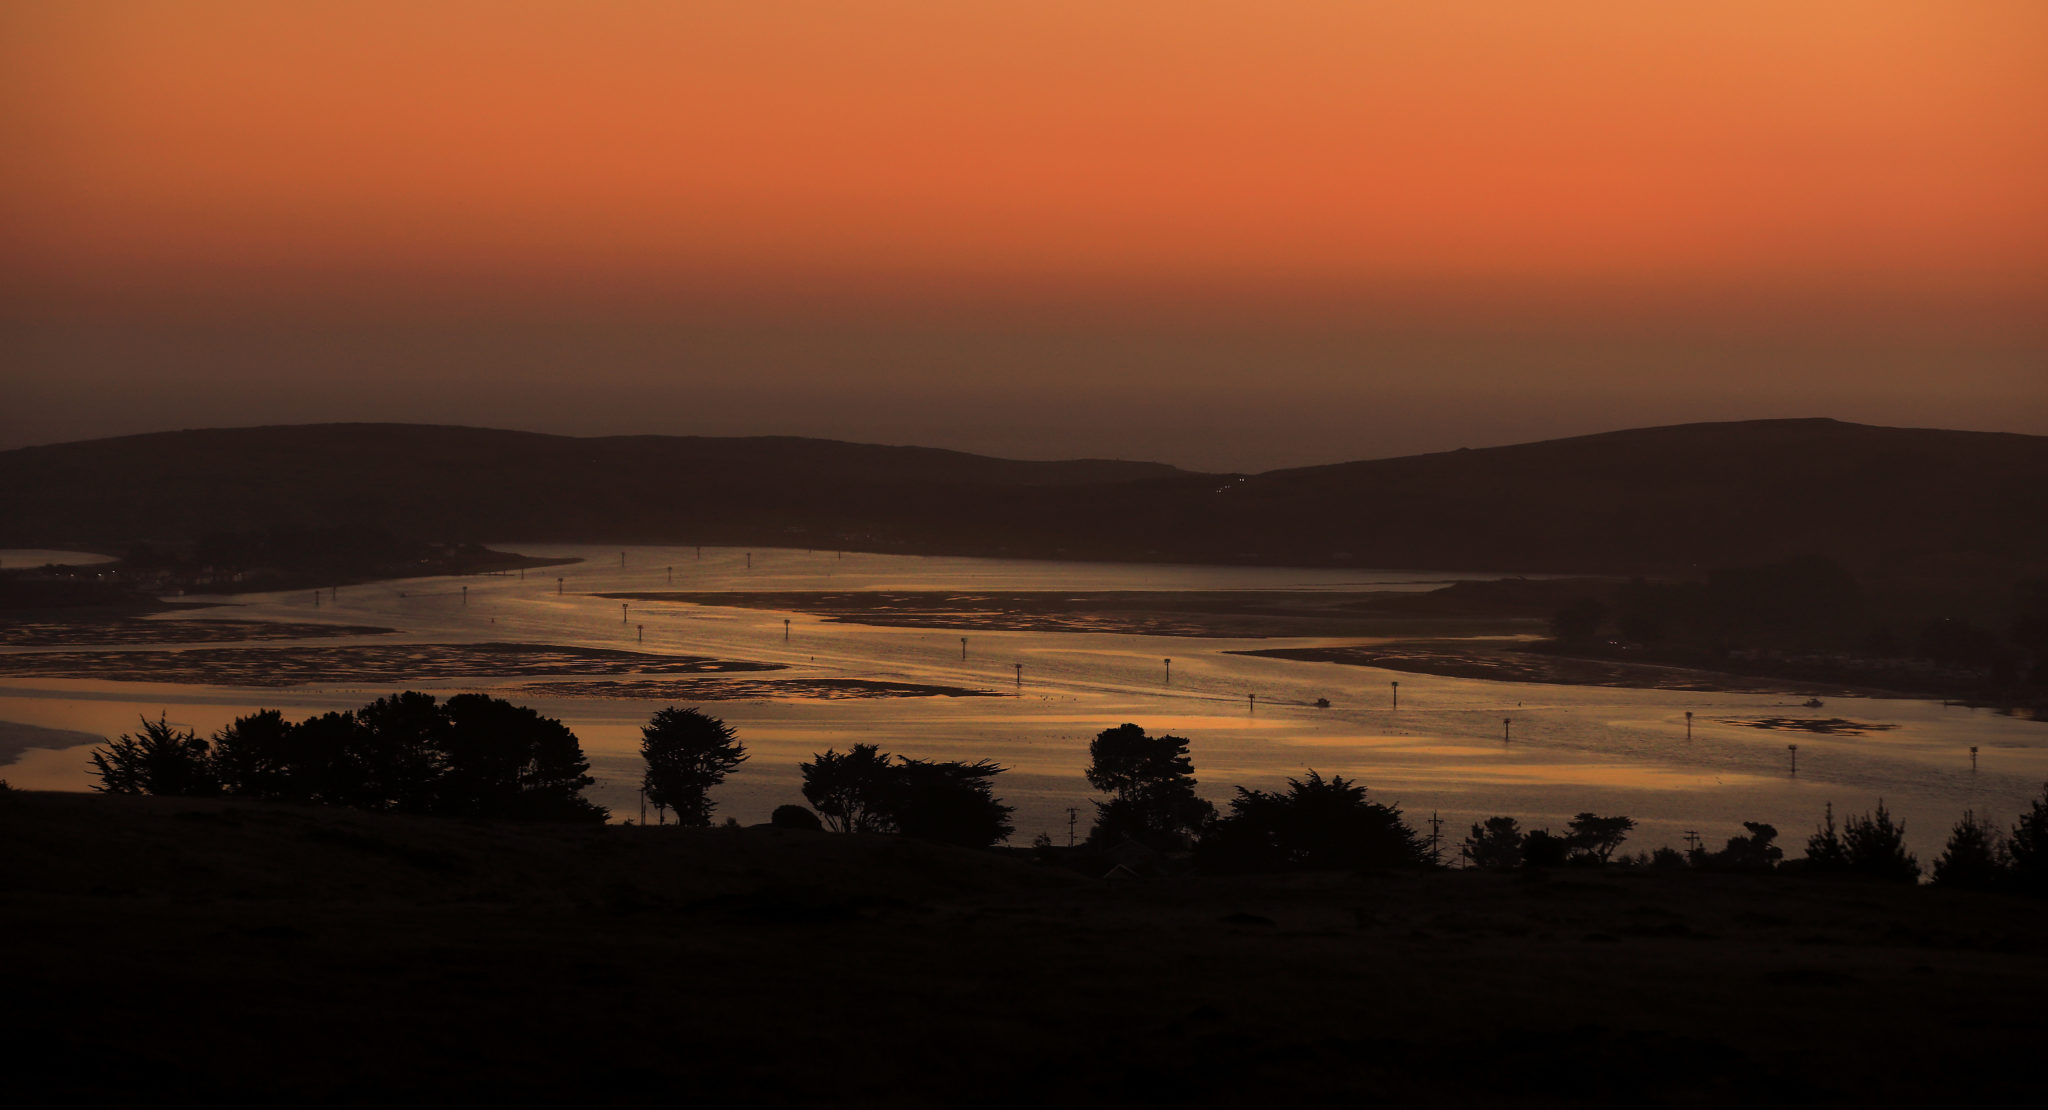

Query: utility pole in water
[1391,680,1399,709]
[1163,658,1171,684]
[960,637,968,660]
[1013,663,1023,689]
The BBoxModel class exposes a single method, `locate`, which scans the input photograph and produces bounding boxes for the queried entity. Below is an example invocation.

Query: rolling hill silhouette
[3,419,2041,585]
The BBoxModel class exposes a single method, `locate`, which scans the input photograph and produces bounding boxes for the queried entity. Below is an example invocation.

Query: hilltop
[2,418,2043,586]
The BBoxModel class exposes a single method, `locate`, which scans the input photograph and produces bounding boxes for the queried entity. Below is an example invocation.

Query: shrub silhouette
[1698,822,1784,872]
[640,707,747,828]
[1083,723,1214,846]
[771,804,822,831]
[1197,770,1423,874]
[1463,816,1523,869]
[1649,845,1689,870]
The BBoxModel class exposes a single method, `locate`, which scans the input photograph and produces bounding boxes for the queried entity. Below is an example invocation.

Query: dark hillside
[3,419,2041,586]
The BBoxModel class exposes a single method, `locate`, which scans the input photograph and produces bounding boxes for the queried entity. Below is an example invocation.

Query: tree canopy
[1197,770,1423,874]
[799,747,1014,848]
[640,707,748,828]
[1083,723,1214,846]
[90,694,606,822]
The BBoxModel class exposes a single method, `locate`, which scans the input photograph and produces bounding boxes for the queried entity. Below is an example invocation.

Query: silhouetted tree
[1084,723,1214,846]
[1649,845,1689,870]
[1932,810,2007,890]
[2009,783,2048,894]
[1464,816,1524,869]
[771,804,822,831]
[801,744,896,833]
[1521,829,1568,868]
[89,715,220,796]
[1842,800,1919,882]
[284,710,376,808]
[1803,802,1850,873]
[640,707,747,827]
[209,709,296,800]
[881,757,1014,848]
[1564,813,1636,864]
[1197,771,1423,873]
[355,691,451,813]
[439,694,605,822]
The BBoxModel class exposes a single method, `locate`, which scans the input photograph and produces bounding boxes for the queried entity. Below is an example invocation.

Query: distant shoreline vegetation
[82,709,2048,896]
[0,525,577,614]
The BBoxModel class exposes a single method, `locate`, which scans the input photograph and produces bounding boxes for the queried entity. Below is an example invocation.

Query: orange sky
[1,2,2043,464]
[7,0,2045,311]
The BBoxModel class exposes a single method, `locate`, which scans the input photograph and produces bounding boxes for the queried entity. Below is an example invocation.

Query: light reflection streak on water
[1,544,2041,859]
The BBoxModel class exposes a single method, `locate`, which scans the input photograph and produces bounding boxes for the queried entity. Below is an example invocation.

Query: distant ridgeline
[2,419,2043,588]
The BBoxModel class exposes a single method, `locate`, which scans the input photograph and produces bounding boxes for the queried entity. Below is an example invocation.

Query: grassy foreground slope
[3,791,2043,1106]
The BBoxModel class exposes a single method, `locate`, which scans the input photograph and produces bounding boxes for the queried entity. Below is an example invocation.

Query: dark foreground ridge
[4,418,2044,584]
[5,791,2043,1106]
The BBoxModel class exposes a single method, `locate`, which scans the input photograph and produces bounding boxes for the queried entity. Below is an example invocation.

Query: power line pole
[1066,807,1078,847]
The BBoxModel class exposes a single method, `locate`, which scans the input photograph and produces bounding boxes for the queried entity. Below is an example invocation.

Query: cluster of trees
[1458,790,2048,894]
[88,692,606,821]
[88,695,2048,891]
[1066,723,1429,874]
[797,743,1014,848]
[1464,812,1640,869]
[636,713,1019,848]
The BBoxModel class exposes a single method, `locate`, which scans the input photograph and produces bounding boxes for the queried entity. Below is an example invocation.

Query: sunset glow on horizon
[3,1,2043,465]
